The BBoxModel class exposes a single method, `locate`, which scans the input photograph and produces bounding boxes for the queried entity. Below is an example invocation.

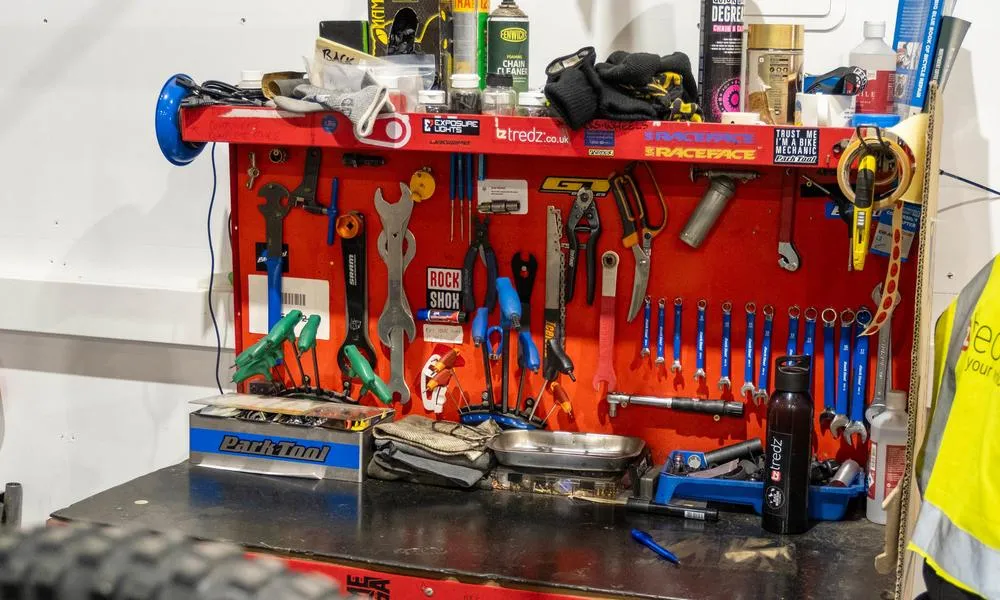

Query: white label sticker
[477,179,528,215]
[423,324,463,344]
[248,275,330,339]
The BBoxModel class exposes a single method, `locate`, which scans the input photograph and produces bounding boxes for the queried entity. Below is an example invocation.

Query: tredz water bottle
[762,356,814,534]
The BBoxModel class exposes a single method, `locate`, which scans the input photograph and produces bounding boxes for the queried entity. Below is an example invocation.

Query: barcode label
[282,292,307,307]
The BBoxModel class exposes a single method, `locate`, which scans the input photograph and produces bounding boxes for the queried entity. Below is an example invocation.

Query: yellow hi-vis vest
[909,257,1000,598]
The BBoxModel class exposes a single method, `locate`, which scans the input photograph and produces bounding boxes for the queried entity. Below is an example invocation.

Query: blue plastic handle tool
[744,307,756,389]
[265,252,282,330]
[327,178,339,246]
[696,300,707,374]
[823,318,836,411]
[786,309,800,356]
[851,309,873,422]
[631,529,680,565]
[472,307,488,345]
[803,312,817,359]
[672,300,683,365]
[466,153,475,200]
[460,411,492,426]
[757,309,774,394]
[837,318,854,417]
[496,277,521,329]
[519,330,541,371]
[456,154,464,201]
[641,297,651,357]
[656,299,665,363]
[486,326,504,359]
[721,306,731,381]
[493,413,538,430]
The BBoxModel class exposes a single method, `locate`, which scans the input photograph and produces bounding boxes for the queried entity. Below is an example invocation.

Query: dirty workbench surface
[52,462,893,599]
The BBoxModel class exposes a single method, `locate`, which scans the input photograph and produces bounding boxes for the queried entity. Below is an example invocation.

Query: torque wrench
[719,302,732,392]
[741,303,756,397]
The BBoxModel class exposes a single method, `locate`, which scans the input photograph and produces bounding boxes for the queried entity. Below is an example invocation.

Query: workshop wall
[0,0,989,526]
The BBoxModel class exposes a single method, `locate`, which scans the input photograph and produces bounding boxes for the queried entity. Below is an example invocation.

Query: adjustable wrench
[336,212,378,390]
[641,297,652,358]
[831,309,856,438]
[785,305,800,356]
[846,308,873,446]
[694,299,708,382]
[593,251,619,394]
[778,169,801,272]
[656,298,666,366]
[819,308,838,428]
[375,183,417,403]
[258,183,292,330]
[753,305,775,404]
[719,302,732,392]
[867,283,893,422]
[741,303,756,397]
[671,298,683,373]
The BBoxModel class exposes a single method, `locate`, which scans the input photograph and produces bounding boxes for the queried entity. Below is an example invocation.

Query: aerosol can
[762,356,814,534]
[486,0,530,92]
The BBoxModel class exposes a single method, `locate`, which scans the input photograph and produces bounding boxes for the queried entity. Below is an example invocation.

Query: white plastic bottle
[849,21,896,114]
[867,390,908,524]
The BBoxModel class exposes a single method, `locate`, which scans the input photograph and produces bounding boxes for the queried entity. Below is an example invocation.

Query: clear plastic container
[518,91,548,117]
[449,73,483,114]
[483,73,517,116]
[850,21,896,114]
[417,89,449,114]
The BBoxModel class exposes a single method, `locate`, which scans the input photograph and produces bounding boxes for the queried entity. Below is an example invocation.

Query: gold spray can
[743,24,804,125]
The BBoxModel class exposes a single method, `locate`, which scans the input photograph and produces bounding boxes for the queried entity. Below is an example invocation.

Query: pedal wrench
[641,297,652,358]
[671,298,683,373]
[257,183,292,330]
[778,169,801,272]
[831,309,856,438]
[846,308,873,446]
[694,299,708,381]
[741,303,757,397]
[754,305,775,404]
[719,302,732,392]
[867,284,893,422]
[655,298,666,366]
[819,308,838,428]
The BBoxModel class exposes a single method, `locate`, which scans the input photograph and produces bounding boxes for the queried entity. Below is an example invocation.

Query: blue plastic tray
[654,453,866,521]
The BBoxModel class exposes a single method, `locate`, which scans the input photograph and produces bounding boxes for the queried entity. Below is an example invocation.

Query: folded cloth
[375,438,494,472]
[373,416,500,463]
[368,446,488,489]
[272,71,392,139]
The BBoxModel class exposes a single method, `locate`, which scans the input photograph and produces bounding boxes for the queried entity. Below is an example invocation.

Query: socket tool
[681,167,759,249]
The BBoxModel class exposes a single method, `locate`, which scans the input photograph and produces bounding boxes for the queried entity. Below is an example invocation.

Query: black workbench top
[52,462,893,599]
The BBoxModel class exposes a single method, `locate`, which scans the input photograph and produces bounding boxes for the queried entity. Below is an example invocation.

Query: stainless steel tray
[487,430,646,472]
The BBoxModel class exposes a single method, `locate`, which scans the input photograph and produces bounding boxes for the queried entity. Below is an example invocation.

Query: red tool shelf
[181,106,853,169]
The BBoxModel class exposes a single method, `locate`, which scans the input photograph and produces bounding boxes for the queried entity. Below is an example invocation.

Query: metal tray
[487,430,646,473]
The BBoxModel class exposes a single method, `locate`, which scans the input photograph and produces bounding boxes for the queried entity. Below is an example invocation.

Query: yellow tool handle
[852,155,877,271]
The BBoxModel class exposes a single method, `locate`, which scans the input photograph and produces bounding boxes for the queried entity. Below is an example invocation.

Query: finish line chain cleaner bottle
[486,0,529,92]
[762,356,814,534]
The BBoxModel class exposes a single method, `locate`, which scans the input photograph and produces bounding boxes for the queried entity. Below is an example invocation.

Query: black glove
[543,47,601,129]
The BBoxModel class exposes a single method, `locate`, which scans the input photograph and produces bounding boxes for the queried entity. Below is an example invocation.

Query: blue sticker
[321,115,339,134]
[871,203,922,262]
[190,428,360,469]
[584,129,615,147]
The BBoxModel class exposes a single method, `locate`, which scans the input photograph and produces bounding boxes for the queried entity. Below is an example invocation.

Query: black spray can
[762,356,813,534]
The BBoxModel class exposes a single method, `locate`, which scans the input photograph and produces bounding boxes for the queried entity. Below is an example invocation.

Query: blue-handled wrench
[741,303,756,397]
[831,309,856,438]
[719,302,732,392]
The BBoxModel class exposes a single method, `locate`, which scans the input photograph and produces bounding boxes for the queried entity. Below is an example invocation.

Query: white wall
[0,0,990,532]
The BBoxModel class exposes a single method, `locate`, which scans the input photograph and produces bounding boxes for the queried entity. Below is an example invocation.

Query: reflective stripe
[918,258,996,491]
[911,500,1000,598]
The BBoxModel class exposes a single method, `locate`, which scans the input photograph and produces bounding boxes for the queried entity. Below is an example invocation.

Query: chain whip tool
[671,298,683,373]
[740,303,756,397]
[846,307,873,446]
[593,251,619,396]
[785,305,800,356]
[641,297,652,358]
[375,184,417,403]
[718,302,732,392]
[820,308,838,429]
[694,299,708,381]
[753,305,775,404]
[831,309,856,438]
[656,299,666,366]
[867,283,893,422]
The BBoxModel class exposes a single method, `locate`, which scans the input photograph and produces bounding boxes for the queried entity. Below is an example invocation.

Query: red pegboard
[229,146,916,466]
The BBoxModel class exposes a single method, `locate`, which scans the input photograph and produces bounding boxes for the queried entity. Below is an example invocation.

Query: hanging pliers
[462,216,499,313]
[565,186,601,305]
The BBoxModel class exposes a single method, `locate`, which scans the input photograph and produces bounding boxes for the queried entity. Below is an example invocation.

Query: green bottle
[486,0,529,92]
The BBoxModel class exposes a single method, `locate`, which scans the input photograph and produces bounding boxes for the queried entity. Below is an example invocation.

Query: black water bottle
[762,356,814,534]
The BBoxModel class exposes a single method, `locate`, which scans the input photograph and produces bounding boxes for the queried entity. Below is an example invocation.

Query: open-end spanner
[778,169,801,272]
[719,302,733,392]
[641,297,652,358]
[694,299,708,382]
[803,308,817,360]
[846,307,873,446]
[785,305,800,356]
[336,212,378,392]
[831,309,856,438]
[257,183,293,330]
[867,283,893,422]
[375,183,417,403]
[671,298,683,373]
[819,308,837,429]
[656,299,666,366]
[741,303,756,397]
[753,305,775,404]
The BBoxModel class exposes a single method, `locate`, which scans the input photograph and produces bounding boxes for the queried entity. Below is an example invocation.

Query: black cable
[940,169,1000,197]
[207,143,224,395]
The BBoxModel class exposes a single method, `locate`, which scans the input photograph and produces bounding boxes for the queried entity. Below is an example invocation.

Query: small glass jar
[518,91,548,117]
[449,73,483,114]
[417,89,449,113]
[482,73,517,116]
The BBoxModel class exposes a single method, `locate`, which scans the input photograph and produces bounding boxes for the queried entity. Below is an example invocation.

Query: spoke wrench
[819,308,838,429]
[741,303,756,397]
[719,302,732,392]
[336,212,378,393]
[694,299,708,381]
[867,283,893,422]
[375,183,417,403]
[846,307,873,446]
[671,298,683,373]
[753,304,775,404]
[831,309,856,438]
[258,183,292,330]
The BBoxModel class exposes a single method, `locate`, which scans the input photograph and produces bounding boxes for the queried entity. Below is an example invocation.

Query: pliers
[462,216,499,313]
[565,186,601,305]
